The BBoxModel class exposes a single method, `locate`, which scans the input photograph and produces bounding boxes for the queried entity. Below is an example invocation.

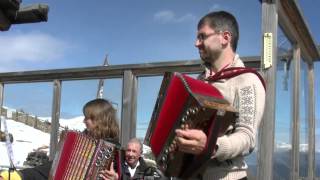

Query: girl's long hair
[83,99,119,142]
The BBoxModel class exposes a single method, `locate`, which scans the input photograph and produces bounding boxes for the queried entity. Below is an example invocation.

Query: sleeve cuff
[212,136,230,161]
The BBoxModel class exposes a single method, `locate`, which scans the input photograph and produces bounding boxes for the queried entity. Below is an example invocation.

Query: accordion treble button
[105,153,111,159]
[164,148,169,154]
[161,156,166,162]
[181,117,186,123]
[162,164,167,170]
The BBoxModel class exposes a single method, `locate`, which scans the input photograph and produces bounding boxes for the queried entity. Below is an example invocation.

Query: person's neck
[128,161,139,169]
[210,51,235,73]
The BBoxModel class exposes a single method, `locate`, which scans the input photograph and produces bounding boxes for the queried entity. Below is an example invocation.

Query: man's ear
[221,31,232,45]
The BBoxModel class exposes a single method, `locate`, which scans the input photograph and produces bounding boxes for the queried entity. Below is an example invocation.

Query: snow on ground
[0,119,50,167]
[59,116,86,131]
[0,116,86,168]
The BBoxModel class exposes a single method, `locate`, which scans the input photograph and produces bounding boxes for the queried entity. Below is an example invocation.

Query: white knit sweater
[197,54,266,180]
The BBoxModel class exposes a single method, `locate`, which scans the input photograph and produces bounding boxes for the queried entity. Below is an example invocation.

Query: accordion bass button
[100,147,106,153]
[107,147,113,153]
[104,153,112,159]
[95,160,102,167]
[97,153,103,160]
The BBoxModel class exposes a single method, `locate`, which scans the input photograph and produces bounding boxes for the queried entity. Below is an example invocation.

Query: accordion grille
[63,133,96,179]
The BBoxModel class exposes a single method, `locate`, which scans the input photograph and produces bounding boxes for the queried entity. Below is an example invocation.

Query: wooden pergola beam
[278,0,320,62]
[0,56,261,84]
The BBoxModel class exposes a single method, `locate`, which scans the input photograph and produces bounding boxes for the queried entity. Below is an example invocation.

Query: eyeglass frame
[196,31,222,42]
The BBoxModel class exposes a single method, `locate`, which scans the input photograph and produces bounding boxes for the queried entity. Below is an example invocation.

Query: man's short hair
[127,138,143,154]
[198,11,239,52]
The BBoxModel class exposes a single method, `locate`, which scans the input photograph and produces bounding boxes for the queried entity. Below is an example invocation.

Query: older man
[121,138,148,179]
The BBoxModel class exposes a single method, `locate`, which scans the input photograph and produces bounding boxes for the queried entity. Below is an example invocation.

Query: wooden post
[291,44,300,180]
[121,70,137,146]
[0,83,3,130]
[258,1,278,179]
[34,116,38,128]
[307,63,315,180]
[49,80,62,160]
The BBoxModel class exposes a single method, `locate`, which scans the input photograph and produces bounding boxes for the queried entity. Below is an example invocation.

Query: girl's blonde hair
[83,99,119,142]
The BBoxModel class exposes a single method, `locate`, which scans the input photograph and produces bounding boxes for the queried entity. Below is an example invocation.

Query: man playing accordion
[174,11,266,180]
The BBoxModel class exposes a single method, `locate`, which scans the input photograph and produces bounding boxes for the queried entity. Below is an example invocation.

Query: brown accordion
[49,131,119,180]
[144,72,238,178]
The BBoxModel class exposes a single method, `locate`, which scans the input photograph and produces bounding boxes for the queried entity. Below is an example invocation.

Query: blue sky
[0,0,266,72]
[0,0,319,140]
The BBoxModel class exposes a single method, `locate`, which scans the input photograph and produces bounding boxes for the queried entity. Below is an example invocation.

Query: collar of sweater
[202,54,245,78]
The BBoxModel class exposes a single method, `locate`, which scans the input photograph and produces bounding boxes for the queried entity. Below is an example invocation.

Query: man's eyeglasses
[196,31,222,42]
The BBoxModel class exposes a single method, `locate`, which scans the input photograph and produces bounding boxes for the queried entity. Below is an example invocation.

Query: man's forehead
[198,24,215,33]
[127,142,140,149]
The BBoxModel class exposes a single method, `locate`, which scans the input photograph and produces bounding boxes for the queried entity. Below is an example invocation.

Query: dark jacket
[121,158,169,180]
[20,161,52,180]
[121,157,148,180]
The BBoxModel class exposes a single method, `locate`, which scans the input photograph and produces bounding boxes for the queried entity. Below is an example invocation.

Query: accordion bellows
[50,131,117,180]
[145,72,238,178]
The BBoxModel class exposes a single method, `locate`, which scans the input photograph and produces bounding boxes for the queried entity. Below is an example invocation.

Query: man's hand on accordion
[99,162,119,180]
[175,129,207,155]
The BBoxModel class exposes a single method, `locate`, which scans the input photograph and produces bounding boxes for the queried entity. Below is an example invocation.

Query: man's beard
[200,48,221,64]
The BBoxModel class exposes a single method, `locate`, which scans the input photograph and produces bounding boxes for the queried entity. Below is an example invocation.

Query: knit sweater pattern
[198,54,266,180]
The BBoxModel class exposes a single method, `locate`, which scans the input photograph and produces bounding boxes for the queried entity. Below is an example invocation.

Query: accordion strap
[205,67,266,90]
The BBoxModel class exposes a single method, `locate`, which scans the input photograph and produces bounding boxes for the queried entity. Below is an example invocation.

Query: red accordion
[49,131,119,180]
[144,72,238,178]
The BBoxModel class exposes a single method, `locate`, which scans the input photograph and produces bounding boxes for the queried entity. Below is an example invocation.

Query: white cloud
[209,4,223,12]
[153,10,196,24]
[0,32,70,64]
[209,4,232,13]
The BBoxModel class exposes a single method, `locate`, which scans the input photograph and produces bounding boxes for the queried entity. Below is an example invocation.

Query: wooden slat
[0,83,3,130]
[0,57,261,84]
[120,70,137,146]
[257,1,278,180]
[291,44,300,180]
[49,80,61,160]
[307,63,315,180]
